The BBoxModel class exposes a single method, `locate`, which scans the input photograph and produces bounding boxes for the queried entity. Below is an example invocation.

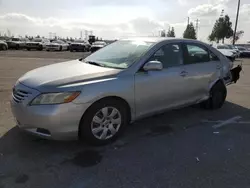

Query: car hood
[91,45,105,48]
[18,59,121,92]
[217,49,234,57]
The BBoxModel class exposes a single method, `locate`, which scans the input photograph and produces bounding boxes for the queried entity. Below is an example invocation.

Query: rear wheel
[27,48,30,51]
[15,44,19,50]
[201,81,227,110]
[59,46,62,51]
[79,99,128,145]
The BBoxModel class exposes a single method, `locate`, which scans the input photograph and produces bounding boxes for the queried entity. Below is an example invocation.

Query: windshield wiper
[83,60,105,67]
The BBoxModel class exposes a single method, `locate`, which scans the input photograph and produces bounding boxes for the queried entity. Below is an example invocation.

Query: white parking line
[202,117,250,127]
[201,116,242,129]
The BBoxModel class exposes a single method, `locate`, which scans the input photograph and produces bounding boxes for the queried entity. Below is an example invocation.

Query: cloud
[0,13,172,39]
[188,4,220,18]
[178,0,187,6]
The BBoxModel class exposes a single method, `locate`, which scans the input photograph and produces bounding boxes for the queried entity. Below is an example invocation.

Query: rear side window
[185,44,210,64]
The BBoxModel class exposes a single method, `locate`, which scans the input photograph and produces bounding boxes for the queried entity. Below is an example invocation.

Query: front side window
[84,40,154,69]
[148,43,182,68]
[185,44,210,64]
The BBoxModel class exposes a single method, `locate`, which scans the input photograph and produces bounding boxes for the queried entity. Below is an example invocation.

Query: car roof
[120,37,198,43]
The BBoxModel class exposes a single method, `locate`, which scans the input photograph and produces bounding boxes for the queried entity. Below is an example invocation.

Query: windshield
[83,40,154,69]
[217,45,229,49]
[52,40,63,44]
[33,38,42,42]
[74,40,85,43]
[12,38,20,41]
[227,45,236,49]
[237,47,246,51]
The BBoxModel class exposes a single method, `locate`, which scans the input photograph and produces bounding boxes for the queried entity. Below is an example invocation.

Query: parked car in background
[69,40,91,52]
[11,37,242,145]
[26,38,50,51]
[236,44,250,50]
[212,44,237,62]
[236,46,250,58]
[90,41,107,53]
[224,44,240,57]
[6,38,29,50]
[46,40,69,51]
[0,40,8,51]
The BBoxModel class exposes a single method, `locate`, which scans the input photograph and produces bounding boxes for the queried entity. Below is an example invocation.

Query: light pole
[233,0,241,45]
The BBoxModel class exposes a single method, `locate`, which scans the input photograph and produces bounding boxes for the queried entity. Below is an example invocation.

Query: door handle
[180,71,188,77]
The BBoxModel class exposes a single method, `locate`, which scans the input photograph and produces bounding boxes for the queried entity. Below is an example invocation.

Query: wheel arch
[208,78,226,91]
[78,96,132,138]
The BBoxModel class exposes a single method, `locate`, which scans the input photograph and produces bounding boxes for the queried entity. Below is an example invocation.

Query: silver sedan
[11,37,241,145]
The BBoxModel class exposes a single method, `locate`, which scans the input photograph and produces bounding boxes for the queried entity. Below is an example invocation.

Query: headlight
[30,91,80,105]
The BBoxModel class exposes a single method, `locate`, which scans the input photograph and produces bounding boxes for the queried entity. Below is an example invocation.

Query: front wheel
[1,45,7,50]
[79,99,128,145]
[201,81,227,110]
[59,46,62,51]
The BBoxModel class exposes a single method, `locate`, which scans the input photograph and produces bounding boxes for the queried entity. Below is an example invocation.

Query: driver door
[134,43,189,118]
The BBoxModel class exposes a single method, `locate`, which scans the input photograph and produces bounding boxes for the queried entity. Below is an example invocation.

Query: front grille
[12,88,31,103]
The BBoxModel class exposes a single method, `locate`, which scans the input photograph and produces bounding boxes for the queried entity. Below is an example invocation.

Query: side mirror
[143,61,163,71]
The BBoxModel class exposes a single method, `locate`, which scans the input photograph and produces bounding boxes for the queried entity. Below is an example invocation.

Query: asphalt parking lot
[1,50,250,188]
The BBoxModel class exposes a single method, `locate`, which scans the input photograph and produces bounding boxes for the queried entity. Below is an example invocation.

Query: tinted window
[149,43,182,68]
[185,44,210,64]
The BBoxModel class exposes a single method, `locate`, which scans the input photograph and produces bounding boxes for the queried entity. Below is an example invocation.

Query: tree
[232,30,244,43]
[160,30,166,37]
[208,15,233,43]
[167,27,175,37]
[36,35,40,38]
[183,23,196,39]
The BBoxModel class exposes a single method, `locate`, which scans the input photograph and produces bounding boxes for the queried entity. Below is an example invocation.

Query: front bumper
[224,65,242,85]
[10,82,91,140]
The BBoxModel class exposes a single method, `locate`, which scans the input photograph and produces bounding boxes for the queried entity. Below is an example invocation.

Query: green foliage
[160,30,166,37]
[183,23,196,39]
[232,30,244,43]
[208,15,233,43]
[167,27,175,37]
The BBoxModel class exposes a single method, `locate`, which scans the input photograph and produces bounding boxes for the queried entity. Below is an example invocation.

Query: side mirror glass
[143,61,163,71]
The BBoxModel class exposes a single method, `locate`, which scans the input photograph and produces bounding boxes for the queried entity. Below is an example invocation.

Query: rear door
[182,42,222,101]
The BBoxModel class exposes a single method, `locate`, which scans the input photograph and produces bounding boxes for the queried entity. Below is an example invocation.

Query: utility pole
[187,17,190,26]
[233,0,241,45]
[195,19,199,39]
[80,31,83,39]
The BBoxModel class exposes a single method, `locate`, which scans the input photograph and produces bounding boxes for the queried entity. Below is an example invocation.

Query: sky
[0,0,249,43]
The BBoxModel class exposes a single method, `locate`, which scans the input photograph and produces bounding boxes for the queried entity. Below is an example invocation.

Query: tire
[15,44,19,50]
[59,46,62,51]
[70,49,74,52]
[1,45,7,51]
[201,81,227,110]
[38,46,43,51]
[27,48,30,51]
[79,99,129,145]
